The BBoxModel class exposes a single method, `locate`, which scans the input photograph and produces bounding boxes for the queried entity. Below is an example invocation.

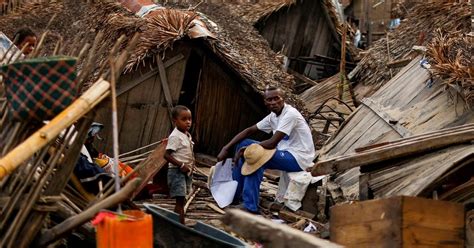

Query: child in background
[164,105,195,224]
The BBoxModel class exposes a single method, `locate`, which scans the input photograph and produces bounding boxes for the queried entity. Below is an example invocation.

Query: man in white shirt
[217,86,315,213]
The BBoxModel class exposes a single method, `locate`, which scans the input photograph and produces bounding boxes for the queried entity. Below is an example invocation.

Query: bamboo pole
[109,52,122,213]
[0,79,110,179]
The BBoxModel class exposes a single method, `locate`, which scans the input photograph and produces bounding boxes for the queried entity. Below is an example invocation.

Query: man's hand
[233,147,246,164]
[217,148,229,162]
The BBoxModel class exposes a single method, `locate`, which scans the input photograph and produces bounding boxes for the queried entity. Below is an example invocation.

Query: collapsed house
[227,0,356,81]
[310,1,473,203]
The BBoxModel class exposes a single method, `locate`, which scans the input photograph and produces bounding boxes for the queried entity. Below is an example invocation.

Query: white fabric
[0,32,23,65]
[166,128,194,168]
[80,146,93,163]
[210,159,238,208]
[276,171,325,211]
[256,104,315,170]
[136,4,164,18]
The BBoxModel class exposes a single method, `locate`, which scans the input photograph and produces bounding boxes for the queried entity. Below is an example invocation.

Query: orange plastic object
[96,210,153,248]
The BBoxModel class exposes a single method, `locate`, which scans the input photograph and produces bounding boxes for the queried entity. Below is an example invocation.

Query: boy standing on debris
[164,105,195,224]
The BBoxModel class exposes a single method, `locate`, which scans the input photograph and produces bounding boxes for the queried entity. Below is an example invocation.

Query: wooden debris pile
[312,124,474,204]
[349,1,471,98]
[0,25,141,247]
[136,153,331,243]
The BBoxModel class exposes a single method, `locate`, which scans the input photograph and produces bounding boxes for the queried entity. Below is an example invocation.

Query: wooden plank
[403,226,464,247]
[223,209,343,248]
[402,196,464,247]
[331,220,400,246]
[331,197,401,246]
[402,196,464,231]
[362,98,412,138]
[118,73,157,153]
[312,127,474,175]
[387,58,412,68]
[117,54,184,96]
[149,57,186,144]
[330,197,402,227]
[157,55,174,116]
[331,196,464,247]
[131,140,168,199]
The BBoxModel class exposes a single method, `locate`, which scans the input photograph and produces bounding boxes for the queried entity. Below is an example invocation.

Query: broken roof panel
[316,56,474,199]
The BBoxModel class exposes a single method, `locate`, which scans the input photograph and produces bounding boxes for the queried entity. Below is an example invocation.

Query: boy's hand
[179,162,193,174]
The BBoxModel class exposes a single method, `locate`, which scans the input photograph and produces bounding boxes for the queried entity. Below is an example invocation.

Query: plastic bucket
[96,210,153,248]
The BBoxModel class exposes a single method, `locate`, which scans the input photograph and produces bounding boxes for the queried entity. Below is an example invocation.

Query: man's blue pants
[232,139,302,212]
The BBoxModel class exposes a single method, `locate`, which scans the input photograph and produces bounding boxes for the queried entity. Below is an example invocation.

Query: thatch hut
[0,0,303,156]
[225,0,358,81]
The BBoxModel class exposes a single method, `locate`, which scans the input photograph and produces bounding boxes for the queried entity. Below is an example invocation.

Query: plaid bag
[0,56,78,121]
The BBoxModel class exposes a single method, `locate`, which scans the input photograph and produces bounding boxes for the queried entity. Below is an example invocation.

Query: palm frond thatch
[126,8,198,72]
[427,30,473,107]
[349,1,471,96]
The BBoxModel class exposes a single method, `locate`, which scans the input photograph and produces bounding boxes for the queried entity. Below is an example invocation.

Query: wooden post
[156,55,174,123]
[338,23,347,100]
[109,57,122,212]
[467,210,474,247]
[359,173,370,200]
[221,209,343,248]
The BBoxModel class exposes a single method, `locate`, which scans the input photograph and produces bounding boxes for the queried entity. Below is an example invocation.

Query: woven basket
[0,56,78,122]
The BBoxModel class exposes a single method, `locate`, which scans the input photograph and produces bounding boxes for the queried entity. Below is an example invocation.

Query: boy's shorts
[167,167,192,198]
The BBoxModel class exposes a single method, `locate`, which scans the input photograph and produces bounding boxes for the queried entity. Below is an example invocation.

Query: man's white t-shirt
[256,104,315,170]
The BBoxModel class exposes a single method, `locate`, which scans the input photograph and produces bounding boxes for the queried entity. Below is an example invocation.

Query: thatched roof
[224,0,358,58]
[349,1,472,101]
[0,0,306,109]
[225,0,296,25]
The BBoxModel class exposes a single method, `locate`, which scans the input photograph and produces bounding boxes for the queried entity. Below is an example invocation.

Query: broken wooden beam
[260,199,315,220]
[221,209,343,248]
[386,58,412,68]
[312,126,474,175]
[184,187,201,213]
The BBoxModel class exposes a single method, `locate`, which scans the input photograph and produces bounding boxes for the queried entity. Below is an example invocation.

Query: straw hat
[241,144,276,176]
